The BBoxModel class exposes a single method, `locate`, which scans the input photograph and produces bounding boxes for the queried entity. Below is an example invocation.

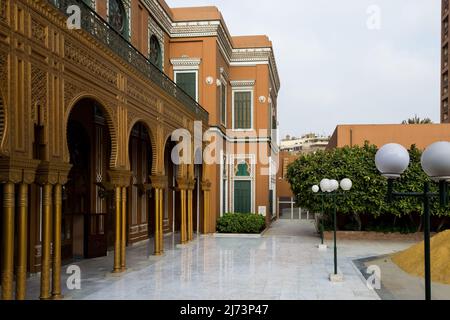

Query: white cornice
[139,1,281,92]
[231,80,256,87]
[171,57,202,68]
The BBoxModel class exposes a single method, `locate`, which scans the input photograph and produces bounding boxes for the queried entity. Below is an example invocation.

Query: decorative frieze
[230,80,255,88]
[126,81,157,109]
[170,57,201,70]
[163,107,184,126]
[64,39,118,87]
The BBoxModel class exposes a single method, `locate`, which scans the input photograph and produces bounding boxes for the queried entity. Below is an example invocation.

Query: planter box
[323,231,432,241]
[214,228,268,238]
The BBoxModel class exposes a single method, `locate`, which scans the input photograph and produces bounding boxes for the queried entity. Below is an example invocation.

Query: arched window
[236,162,250,177]
[108,0,127,36]
[149,35,162,70]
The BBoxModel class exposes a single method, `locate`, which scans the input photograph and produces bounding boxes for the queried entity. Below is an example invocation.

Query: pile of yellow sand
[392,230,450,285]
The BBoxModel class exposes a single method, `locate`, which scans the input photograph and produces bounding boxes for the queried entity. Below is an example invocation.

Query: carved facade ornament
[0,0,7,22]
[0,52,7,97]
[31,18,46,43]
[163,107,184,126]
[150,175,168,190]
[64,40,118,87]
[0,157,41,184]
[127,80,158,109]
[108,169,132,187]
[31,65,47,125]
[36,161,73,185]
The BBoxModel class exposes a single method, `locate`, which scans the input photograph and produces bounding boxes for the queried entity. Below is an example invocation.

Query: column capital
[187,179,196,191]
[150,175,168,190]
[0,157,41,184]
[201,180,212,191]
[108,169,132,187]
[36,161,72,185]
[176,177,190,190]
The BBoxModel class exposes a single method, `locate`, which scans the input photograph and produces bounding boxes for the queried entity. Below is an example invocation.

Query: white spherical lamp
[330,179,339,192]
[421,141,450,182]
[340,178,353,191]
[312,185,320,193]
[320,179,331,193]
[375,143,410,179]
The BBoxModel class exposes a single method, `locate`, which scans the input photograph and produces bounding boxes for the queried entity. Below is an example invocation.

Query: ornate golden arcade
[0,0,212,300]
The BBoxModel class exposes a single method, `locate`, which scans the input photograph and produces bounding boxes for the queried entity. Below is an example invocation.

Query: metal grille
[48,0,209,122]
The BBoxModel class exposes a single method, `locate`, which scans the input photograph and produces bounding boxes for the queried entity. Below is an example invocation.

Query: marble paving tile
[23,220,416,300]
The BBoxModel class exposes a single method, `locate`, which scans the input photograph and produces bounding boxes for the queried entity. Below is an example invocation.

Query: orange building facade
[327,124,450,150]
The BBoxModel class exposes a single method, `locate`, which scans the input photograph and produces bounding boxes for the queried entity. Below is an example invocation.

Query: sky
[166,0,441,139]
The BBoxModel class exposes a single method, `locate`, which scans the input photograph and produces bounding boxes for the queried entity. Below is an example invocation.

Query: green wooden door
[234,181,251,213]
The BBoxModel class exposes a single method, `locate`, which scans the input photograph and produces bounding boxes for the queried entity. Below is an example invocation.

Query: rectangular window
[175,71,198,102]
[233,91,252,130]
[220,84,227,126]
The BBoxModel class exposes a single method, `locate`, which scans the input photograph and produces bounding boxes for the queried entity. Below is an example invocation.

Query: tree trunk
[353,212,362,231]
[437,217,447,232]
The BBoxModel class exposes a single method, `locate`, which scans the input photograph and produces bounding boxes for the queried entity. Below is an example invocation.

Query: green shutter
[176,72,197,100]
[234,91,251,129]
[234,181,251,213]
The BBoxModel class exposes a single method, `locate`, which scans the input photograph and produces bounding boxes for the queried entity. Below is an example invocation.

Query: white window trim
[174,70,199,102]
[219,152,229,216]
[220,79,227,127]
[232,87,254,131]
[230,154,255,214]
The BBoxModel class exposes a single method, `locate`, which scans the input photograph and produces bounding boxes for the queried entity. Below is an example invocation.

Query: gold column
[203,189,210,234]
[120,187,127,271]
[113,186,121,273]
[16,183,28,300]
[52,184,63,299]
[180,189,187,244]
[159,189,164,253]
[154,188,161,255]
[187,189,193,241]
[1,182,15,300]
[40,184,53,300]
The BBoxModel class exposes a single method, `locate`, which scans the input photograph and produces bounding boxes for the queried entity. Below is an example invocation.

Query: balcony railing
[48,0,209,122]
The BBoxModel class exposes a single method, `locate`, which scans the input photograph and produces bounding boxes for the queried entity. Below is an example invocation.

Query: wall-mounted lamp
[205,76,214,85]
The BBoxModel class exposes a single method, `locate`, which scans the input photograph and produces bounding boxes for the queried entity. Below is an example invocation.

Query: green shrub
[286,143,449,232]
[217,213,266,234]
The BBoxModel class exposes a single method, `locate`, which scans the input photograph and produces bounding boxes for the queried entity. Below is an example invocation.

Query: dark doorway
[64,99,112,260]
[128,122,154,245]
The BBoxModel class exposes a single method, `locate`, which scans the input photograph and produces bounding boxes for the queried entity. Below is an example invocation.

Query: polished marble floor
[25,220,415,300]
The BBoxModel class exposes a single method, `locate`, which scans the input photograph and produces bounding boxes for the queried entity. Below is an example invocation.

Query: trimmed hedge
[217,213,266,234]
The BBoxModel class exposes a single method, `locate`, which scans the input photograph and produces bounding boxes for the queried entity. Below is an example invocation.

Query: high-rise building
[442,0,449,122]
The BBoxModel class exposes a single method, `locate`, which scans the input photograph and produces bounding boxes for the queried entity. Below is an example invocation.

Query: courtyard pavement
[25,220,418,300]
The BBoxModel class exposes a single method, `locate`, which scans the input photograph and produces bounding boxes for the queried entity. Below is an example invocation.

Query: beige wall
[328,124,450,150]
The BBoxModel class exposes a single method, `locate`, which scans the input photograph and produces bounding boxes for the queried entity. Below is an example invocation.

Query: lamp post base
[329,273,344,283]
[317,244,328,251]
